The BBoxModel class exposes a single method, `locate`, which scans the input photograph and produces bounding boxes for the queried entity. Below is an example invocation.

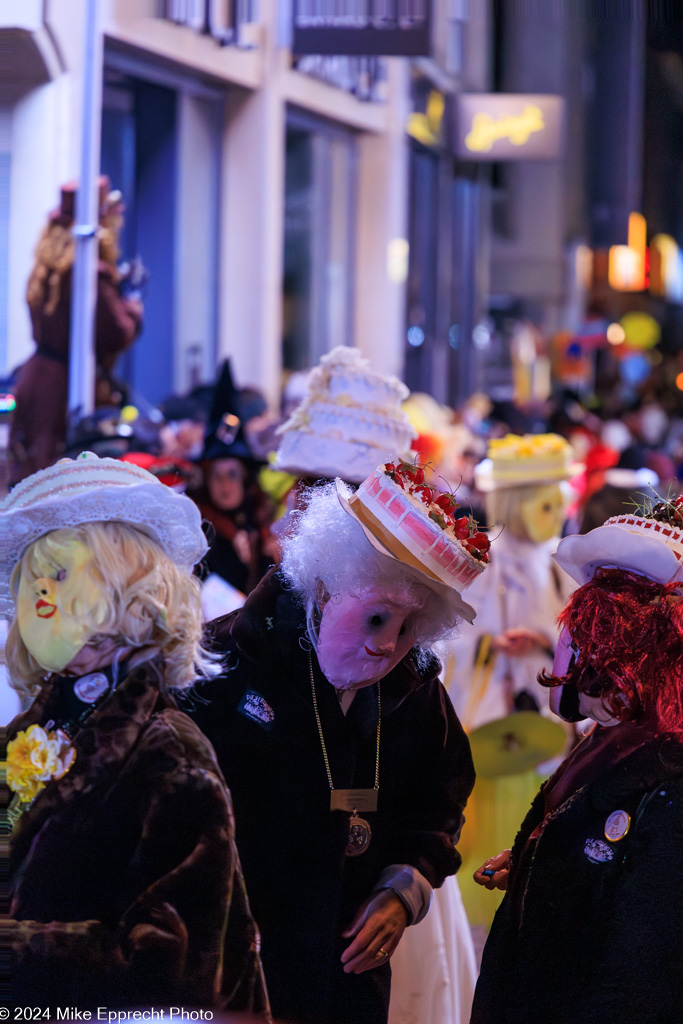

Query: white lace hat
[2,451,208,578]
[554,510,683,586]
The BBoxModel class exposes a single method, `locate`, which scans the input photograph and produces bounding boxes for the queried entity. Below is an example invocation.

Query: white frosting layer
[275,433,396,484]
[304,401,414,451]
[275,346,415,481]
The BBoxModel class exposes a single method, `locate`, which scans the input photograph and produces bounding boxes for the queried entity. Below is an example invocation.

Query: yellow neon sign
[465,104,545,153]
[407,89,445,147]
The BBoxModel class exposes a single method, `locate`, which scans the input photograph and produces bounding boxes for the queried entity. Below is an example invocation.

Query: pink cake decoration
[348,460,490,591]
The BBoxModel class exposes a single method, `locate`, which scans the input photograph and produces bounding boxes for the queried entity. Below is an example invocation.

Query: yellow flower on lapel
[7,725,76,805]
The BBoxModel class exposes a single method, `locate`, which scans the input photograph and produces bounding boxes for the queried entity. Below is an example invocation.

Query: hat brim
[553,523,683,586]
[336,481,477,624]
[5,482,207,576]
[475,458,584,492]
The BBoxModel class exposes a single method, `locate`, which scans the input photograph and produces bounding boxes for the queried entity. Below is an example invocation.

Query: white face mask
[316,585,426,691]
[17,538,107,673]
[548,627,621,726]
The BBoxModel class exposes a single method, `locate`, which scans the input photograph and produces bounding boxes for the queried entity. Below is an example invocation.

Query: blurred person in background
[442,434,578,951]
[187,361,278,610]
[9,178,143,486]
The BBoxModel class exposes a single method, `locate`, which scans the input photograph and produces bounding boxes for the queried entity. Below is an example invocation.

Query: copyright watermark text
[6,1010,213,1022]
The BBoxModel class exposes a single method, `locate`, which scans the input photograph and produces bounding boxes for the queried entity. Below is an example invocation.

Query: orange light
[608,246,641,291]
[607,212,648,291]
[628,212,646,256]
[676,372,683,391]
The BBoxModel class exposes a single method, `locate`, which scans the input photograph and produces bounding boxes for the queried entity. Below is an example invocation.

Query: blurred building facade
[2,2,678,416]
[0,0,415,409]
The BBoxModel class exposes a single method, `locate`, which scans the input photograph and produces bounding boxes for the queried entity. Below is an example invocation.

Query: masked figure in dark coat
[3,454,268,1016]
[186,465,489,1024]
[472,498,683,1024]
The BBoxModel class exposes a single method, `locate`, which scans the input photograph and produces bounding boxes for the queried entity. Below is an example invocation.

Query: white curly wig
[280,481,465,648]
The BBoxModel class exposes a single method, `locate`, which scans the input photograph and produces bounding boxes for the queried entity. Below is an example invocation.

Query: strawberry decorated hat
[337,458,491,623]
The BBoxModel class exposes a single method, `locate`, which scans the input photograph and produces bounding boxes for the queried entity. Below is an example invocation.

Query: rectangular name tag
[238,688,275,731]
[330,788,378,813]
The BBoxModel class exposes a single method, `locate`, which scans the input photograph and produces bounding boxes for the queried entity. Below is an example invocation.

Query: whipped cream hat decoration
[554,494,683,587]
[274,346,416,483]
[3,451,208,583]
[337,458,492,624]
[475,433,582,492]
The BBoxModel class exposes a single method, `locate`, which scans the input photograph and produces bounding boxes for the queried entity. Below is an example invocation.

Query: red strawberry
[385,466,405,489]
[413,484,436,504]
[434,493,458,514]
[399,461,425,485]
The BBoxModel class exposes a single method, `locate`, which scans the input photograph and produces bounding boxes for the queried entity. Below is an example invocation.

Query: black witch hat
[201,360,258,463]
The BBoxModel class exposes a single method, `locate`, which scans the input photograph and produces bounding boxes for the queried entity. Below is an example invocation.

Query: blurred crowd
[6,344,683,610]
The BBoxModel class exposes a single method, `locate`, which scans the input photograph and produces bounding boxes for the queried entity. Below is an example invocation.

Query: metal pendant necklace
[308,650,380,857]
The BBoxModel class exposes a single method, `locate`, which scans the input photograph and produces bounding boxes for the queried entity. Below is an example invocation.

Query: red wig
[544,568,683,733]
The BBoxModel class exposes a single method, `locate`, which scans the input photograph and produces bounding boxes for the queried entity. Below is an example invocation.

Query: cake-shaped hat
[274,346,416,483]
[554,494,683,586]
[338,459,491,622]
[475,433,580,491]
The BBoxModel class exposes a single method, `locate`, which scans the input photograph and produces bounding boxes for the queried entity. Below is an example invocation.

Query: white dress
[443,532,575,730]
[389,875,478,1024]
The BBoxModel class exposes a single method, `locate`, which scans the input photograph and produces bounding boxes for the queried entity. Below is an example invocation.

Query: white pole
[68,0,104,424]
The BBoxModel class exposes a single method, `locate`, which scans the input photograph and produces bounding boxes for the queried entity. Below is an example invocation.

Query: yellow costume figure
[442,434,578,949]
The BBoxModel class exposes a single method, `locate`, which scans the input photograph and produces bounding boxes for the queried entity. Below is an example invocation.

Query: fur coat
[7,659,269,1015]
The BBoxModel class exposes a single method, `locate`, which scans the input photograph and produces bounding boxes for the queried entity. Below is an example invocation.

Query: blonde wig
[26,213,121,317]
[7,521,216,698]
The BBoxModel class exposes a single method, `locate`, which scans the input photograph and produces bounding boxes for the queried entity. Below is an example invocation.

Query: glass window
[283,113,356,370]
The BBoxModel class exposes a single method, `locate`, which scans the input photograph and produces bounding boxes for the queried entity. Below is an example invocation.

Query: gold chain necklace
[308,650,380,857]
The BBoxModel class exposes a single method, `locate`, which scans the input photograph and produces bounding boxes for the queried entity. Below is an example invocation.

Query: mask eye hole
[56,568,67,582]
[369,614,384,627]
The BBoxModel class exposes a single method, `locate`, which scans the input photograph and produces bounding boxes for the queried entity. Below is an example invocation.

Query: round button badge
[604,809,631,842]
[73,672,110,704]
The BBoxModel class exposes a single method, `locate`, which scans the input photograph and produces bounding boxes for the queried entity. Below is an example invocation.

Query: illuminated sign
[407,89,445,148]
[292,0,431,56]
[455,94,564,161]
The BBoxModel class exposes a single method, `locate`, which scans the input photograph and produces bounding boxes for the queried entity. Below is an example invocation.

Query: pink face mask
[316,586,425,691]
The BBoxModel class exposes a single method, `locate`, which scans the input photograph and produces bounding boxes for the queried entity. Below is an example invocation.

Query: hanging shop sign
[454,94,564,161]
[292,0,431,56]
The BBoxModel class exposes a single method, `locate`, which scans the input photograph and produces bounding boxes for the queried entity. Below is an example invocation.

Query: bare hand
[493,628,551,658]
[473,849,511,891]
[340,890,408,974]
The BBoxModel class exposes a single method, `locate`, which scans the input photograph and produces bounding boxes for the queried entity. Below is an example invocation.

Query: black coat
[185,569,475,1024]
[471,731,683,1024]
